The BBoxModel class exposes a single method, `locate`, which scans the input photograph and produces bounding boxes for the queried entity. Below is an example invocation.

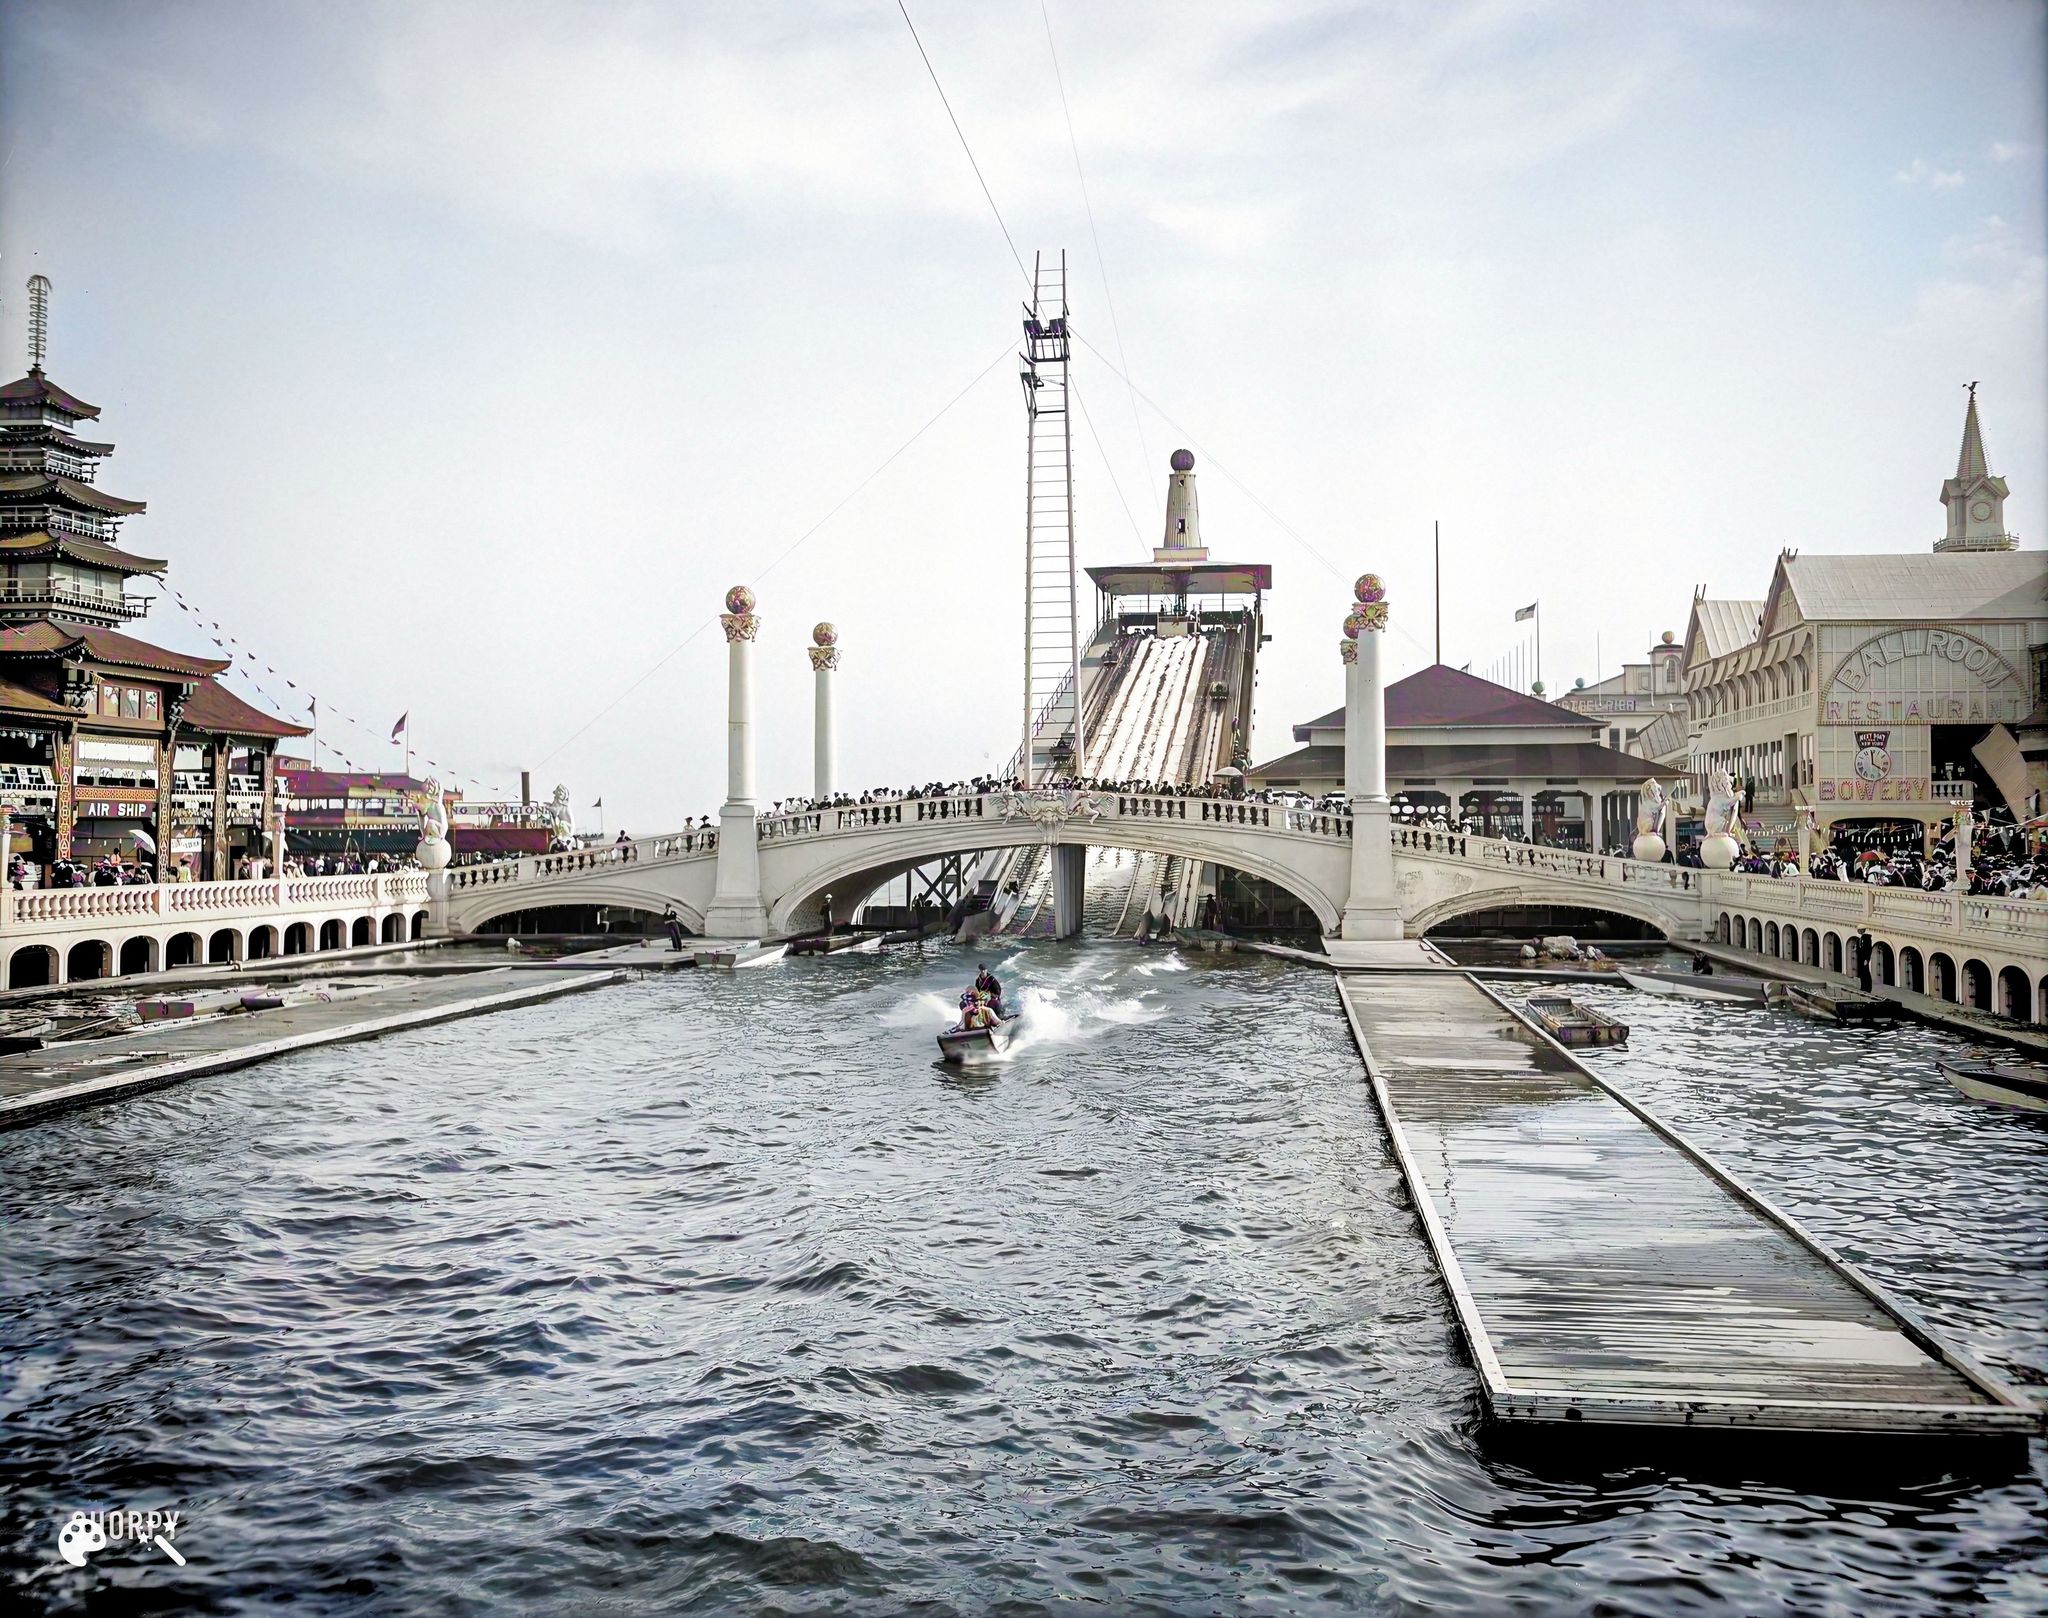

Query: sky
[2,0,2042,831]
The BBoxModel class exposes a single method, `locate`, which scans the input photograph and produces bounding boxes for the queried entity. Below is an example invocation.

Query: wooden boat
[237,988,337,1012]
[1618,967,1771,1005]
[1526,996,1629,1047]
[936,1012,1020,1064]
[1937,1058,2048,1114]
[692,944,785,970]
[134,990,244,1022]
[1783,983,1896,1026]
[0,1014,52,1055]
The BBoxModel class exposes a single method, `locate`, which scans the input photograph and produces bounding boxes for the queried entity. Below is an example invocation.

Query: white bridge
[3,571,2039,1026]
[435,792,2048,1023]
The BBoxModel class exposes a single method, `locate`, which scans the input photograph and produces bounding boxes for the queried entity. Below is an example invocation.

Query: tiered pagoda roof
[0,367,101,423]
[0,530,166,574]
[0,619,228,676]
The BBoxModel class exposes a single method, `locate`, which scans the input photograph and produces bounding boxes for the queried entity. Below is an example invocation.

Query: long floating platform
[1337,973,2041,1436]
[0,966,624,1130]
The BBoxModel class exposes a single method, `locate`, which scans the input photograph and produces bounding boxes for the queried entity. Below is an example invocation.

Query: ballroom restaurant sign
[1822,626,2025,726]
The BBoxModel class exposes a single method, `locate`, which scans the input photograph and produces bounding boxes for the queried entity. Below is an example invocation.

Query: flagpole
[1433,520,1442,666]
[1535,601,1542,692]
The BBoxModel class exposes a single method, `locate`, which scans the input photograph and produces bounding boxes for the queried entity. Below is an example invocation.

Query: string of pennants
[157,587,510,798]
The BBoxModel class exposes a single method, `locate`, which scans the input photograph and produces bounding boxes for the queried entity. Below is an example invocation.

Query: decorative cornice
[721,613,759,644]
[808,646,839,671]
[1339,638,1358,666]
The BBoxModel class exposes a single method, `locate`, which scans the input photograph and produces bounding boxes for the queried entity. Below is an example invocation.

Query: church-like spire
[1937,384,2014,552]
[1956,383,1989,480]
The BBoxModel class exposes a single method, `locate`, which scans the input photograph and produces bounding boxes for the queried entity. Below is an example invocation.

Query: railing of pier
[1707,869,2046,948]
[6,871,435,927]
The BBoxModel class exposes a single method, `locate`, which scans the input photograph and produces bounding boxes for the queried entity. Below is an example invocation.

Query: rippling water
[2,944,2044,1615]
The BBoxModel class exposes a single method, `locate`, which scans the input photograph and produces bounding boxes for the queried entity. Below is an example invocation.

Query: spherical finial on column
[1170,448,1195,472]
[721,585,759,642]
[809,620,840,671]
[1350,574,1389,632]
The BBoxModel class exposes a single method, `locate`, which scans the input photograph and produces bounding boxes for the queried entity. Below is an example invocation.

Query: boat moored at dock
[1618,966,1772,1004]
[1525,995,1629,1047]
[1938,1057,2048,1114]
[1783,984,1897,1026]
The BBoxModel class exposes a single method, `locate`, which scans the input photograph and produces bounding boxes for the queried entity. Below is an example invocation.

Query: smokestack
[520,770,531,806]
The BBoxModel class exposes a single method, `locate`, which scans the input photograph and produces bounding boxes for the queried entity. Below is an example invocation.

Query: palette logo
[57,1508,186,1568]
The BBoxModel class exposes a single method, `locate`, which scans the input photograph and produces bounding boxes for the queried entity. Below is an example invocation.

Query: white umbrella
[129,829,157,855]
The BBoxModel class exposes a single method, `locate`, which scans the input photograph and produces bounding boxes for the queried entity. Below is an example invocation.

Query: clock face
[1970,500,1992,521]
[1854,746,1892,782]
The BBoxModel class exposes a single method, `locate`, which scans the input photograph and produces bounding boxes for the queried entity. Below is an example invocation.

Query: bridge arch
[761,820,1347,936]
[457,884,706,938]
[1404,882,1681,940]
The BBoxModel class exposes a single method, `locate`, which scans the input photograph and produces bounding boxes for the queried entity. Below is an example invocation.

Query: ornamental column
[810,622,839,803]
[705,585,769,938]
[1341,574,1402,941]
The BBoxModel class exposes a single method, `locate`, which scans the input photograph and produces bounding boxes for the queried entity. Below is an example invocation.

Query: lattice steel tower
[1018,251,1084,785]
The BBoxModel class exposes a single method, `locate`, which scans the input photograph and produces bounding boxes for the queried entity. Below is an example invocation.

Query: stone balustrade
[1391,825,1704,895]
[6,872,433,929]
[441,832,719,894]
[750,791,1349,846]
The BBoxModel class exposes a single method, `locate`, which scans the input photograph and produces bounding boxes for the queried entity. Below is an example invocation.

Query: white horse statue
[415,777,450,842]
[414,777,452,870]
[1631,777,1667,861]
[1700,767,1746,868]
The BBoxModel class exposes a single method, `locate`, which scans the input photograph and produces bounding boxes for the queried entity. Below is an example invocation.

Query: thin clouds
[1895,157,1967,189]
[1,0,2041,827]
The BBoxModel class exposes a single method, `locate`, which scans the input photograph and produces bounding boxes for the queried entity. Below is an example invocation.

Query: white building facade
[1682,394,2046,848]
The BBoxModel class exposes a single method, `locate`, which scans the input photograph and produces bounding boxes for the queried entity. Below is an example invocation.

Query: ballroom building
[1679,390,2046,849]
[0,283,306,879]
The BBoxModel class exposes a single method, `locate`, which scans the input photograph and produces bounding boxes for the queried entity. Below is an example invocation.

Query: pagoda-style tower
[0,276,305,896]
[0,277,163,624]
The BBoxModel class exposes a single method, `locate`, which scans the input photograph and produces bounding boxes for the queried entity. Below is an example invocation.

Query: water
[2,943,2043,1615]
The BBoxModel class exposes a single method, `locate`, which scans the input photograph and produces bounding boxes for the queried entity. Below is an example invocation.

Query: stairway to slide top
[1337,972,2039,1435]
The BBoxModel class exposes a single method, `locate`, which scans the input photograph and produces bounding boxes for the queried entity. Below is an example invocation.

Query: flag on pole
[390,712,408,742]
[1514,602,1537,622]
[591,797,603,809]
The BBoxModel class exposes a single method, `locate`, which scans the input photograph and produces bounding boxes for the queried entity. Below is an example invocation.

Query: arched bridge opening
[1422,901,1669,942]
[472,903,679,939]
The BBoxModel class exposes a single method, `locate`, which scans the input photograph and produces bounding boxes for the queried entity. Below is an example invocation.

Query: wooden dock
[1337,973,2041,1436]
[0,966,624,1130]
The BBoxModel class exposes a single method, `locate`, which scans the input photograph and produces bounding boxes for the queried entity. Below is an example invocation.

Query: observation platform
[1337,972,2040,1436]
